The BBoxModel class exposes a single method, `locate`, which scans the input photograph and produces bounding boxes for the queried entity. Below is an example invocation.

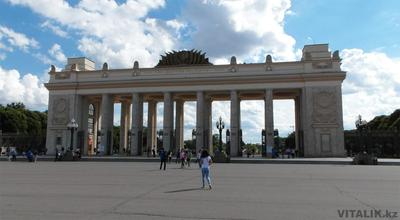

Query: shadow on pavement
[164,187,203,193]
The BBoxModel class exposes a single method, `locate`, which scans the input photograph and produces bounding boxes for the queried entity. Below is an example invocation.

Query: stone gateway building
[45,44,346,157]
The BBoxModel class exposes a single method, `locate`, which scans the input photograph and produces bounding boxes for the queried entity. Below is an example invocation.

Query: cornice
[45,71,345,91]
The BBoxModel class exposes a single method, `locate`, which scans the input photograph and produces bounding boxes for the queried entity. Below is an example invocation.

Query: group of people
[158,147,212,189]
[272,148,296,158]
[5,147,17,161]
[5,147,38,162]
[176,148,196,168]
[54,147,82,161]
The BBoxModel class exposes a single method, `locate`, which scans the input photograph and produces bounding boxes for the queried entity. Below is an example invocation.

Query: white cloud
[6,0,297,67]
[180,0,296,63]
[33,43,67,65]
[0,41,13,52]
[166,19,185,31]
[41,21,68,38]
[33,52,52,65]
[0,25,39,52]
[0,66,48,110]
[341,49,400,130]
[7,0,174,68]
[48,43,67,63]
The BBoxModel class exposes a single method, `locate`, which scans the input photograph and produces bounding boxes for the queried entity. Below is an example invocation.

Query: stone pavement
[0,161,399,220]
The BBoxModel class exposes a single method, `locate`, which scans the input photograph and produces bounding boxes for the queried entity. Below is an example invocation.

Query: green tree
[0,107,28,133]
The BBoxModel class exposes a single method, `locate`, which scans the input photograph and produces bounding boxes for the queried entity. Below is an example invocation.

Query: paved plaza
[1,162,399,220]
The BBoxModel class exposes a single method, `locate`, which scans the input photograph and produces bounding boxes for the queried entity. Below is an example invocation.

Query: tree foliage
[345,109,400,158]
[0,102,47,134]
[363,109,400,130]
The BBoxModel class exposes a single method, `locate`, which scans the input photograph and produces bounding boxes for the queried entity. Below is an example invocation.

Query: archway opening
[273,99,296,158]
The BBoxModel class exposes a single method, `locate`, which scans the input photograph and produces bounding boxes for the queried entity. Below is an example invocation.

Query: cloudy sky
[0,0,399,143]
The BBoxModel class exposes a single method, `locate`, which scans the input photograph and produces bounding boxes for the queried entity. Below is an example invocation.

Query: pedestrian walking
[187,150,192,167]
[33,150,38,162]
[26,149,34,162]
[175,149,180,164]
[6,146,10,161]
[197,150,202,168]
[200,149,212,189]
[168,151,172,163]
[180,150,186,168]
[159,147,167,170]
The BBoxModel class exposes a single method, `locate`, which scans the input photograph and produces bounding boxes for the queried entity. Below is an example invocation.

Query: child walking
[200,149,212,189]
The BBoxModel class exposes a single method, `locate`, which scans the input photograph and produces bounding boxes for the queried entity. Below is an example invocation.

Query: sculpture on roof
[156,49,212,67]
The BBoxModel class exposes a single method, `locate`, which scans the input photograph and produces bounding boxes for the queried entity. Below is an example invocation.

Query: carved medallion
[313,90,337,123]
[52,98,68,125]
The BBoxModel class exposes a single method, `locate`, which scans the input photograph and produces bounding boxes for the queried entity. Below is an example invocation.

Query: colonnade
[86,89,275,157]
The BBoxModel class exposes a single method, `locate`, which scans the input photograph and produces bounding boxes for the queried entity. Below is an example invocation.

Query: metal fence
[0,130,47,154]
[345,130,400,158]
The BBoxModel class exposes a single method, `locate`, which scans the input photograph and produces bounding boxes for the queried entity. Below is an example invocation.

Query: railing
[344,130,400,158]
[0,130,47,154]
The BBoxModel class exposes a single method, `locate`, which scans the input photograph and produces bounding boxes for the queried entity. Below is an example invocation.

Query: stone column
[196,91,205,152]
[131,93,143,155]
[69,94,83,152]
[0,130,2,151]
[80,96,89,155]
[163,92,173,151]
[264,89,274,157]
[230,90,240,156]
[100,94,114,155]
[175,99,184,152]
[301,87,312,156]
[127,101,132,152]
[335,85,346,156]
[294,96,303,156]
[119,100,128,154]
[147,100,157,155]
[93,101,100,155]
[204,97,212,153]
[152,102,157,151]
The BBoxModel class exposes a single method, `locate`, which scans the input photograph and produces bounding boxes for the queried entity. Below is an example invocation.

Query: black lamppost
[192,129,196,150]
[127,129,132,155]
[67,118,78,151]
[226,129,230,156]
[216,116,225,152]
[355,115,367,152]
[157,130,163,148]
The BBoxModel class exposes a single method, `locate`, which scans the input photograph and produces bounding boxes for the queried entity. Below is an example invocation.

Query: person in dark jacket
[159,147,167,170]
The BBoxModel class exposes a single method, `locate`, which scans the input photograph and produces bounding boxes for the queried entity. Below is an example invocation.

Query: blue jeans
[201,167,211,187]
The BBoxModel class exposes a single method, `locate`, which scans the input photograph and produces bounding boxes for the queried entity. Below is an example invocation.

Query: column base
[213,151,230,163]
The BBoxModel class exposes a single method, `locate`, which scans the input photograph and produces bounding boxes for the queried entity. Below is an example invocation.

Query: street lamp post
[192,129,196,150]
[157,130,163,148]
[216,116,225,152]
[67,118,79,151]
[355,115,367,152]
[353,114,378,165]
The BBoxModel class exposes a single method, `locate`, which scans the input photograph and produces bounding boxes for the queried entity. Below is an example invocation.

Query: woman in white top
[200,149,212,189]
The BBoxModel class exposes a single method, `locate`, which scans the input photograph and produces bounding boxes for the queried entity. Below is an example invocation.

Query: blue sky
[1,0,399,143]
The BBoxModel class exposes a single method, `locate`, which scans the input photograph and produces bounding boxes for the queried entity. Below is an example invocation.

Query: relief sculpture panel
[52,97,68,125]
[312,89,338,124]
